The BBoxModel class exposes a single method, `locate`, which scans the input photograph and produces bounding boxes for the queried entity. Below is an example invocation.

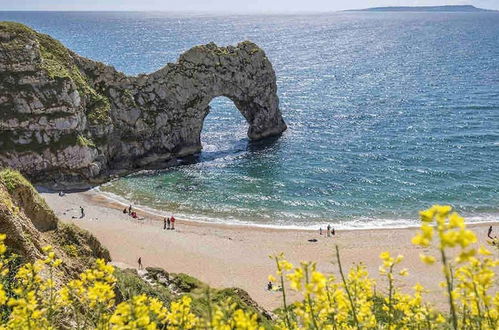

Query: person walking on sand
[327,224,331,237]
[332,227,335,236]
[319,227,323,236]
[163,217,167,230]
[138,257,143,270]
[170,216,175,230]
[80,206,85,218]
[167,217,171,230]
[128,204,132,215]
[488,226,493,239]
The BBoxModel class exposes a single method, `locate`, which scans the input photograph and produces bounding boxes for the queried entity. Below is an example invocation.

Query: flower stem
[335,245,360,329]
[439,248,458,329]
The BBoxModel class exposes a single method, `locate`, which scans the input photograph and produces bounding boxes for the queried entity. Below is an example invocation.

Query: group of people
[123,204,139,219]
[319,224,335,237]
[163,216,176,230]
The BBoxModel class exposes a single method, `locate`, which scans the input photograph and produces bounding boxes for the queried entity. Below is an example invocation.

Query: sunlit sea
[2,11,498,228]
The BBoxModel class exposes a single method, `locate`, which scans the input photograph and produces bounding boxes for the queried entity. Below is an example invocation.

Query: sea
[1,11,498,229]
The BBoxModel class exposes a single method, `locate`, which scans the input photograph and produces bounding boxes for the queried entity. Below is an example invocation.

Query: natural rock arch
[112,41,287,156]
[0,23,287,185]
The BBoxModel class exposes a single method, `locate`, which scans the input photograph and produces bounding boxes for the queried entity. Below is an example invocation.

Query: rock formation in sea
[0,22,287,185]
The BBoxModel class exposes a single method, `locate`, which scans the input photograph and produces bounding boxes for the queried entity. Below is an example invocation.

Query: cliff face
[0,169,110,277]
[0,22,287,185]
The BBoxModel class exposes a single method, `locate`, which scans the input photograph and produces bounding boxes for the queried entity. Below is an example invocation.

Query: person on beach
[80,206,85,218]
[131,212,137,219]
[488,226,493,239]
[167,217,171,230]
[170,216,175,230]
[267,281,273,291]
[138,257,143,270]
[163,217,167,230]
[123,208,127,214]
[327,224,331,237]
[128,205,132,214]
[332,227,335,236]
[319,227,323,235]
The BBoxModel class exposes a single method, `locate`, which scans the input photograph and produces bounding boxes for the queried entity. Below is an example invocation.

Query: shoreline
[40,189,499,311]
[92,186,499,232]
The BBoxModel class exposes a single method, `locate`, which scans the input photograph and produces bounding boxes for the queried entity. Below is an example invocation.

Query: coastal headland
[0,22,286,186]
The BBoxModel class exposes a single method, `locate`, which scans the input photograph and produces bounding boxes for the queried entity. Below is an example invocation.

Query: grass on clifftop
[0,168,54,219]
[0,168,32,193]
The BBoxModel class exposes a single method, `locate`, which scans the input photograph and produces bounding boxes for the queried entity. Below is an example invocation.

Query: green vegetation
[122,89,137,107]
[77,134,95,148]
[115,268,173,304]
[0,21,112,125]
[0,186,18,215]
[0,252,23,323]
[0,168,56,233]
[36,31,112,124]
[170,272,204,293]
[0,168,32,193]
[55,222,111,265]
[61,244,78,257]
[0,21,38,52]
[0,131,90,153]
[86,93,112,124]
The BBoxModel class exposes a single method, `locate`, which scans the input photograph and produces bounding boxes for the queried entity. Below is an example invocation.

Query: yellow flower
[379,251,390,261]
[477,246,492,256]
[448,213,465,229]
[436,314,446,323]
[419,254,436,265]
[419,208,436,222]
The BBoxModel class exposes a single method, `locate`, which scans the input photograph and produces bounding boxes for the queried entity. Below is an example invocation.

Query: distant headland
[347,5,495,12]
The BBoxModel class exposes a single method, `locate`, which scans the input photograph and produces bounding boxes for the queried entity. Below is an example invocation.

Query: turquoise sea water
[2,11,498,228]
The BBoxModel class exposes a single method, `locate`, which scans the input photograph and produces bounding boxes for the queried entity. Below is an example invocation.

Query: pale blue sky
[0,0,497,12]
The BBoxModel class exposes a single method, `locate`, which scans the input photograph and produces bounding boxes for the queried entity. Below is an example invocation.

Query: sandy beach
[41,190,498,311]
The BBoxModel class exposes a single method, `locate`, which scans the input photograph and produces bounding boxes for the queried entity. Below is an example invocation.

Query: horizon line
[0,5,498,14]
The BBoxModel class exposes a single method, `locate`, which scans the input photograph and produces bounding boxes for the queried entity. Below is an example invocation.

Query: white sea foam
[93,187,499,231]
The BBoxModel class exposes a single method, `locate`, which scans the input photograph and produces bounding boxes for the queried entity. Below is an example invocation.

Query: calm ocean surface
[2,11,498,228]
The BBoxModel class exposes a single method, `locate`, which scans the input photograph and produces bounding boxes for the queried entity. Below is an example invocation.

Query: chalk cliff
[0,22,286,185]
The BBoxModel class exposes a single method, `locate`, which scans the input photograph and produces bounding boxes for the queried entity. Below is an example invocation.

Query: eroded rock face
[0,22,287,185]
[0,168,111,278]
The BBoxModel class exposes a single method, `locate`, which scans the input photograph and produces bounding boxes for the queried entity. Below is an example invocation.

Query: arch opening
[199,96,249,160]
